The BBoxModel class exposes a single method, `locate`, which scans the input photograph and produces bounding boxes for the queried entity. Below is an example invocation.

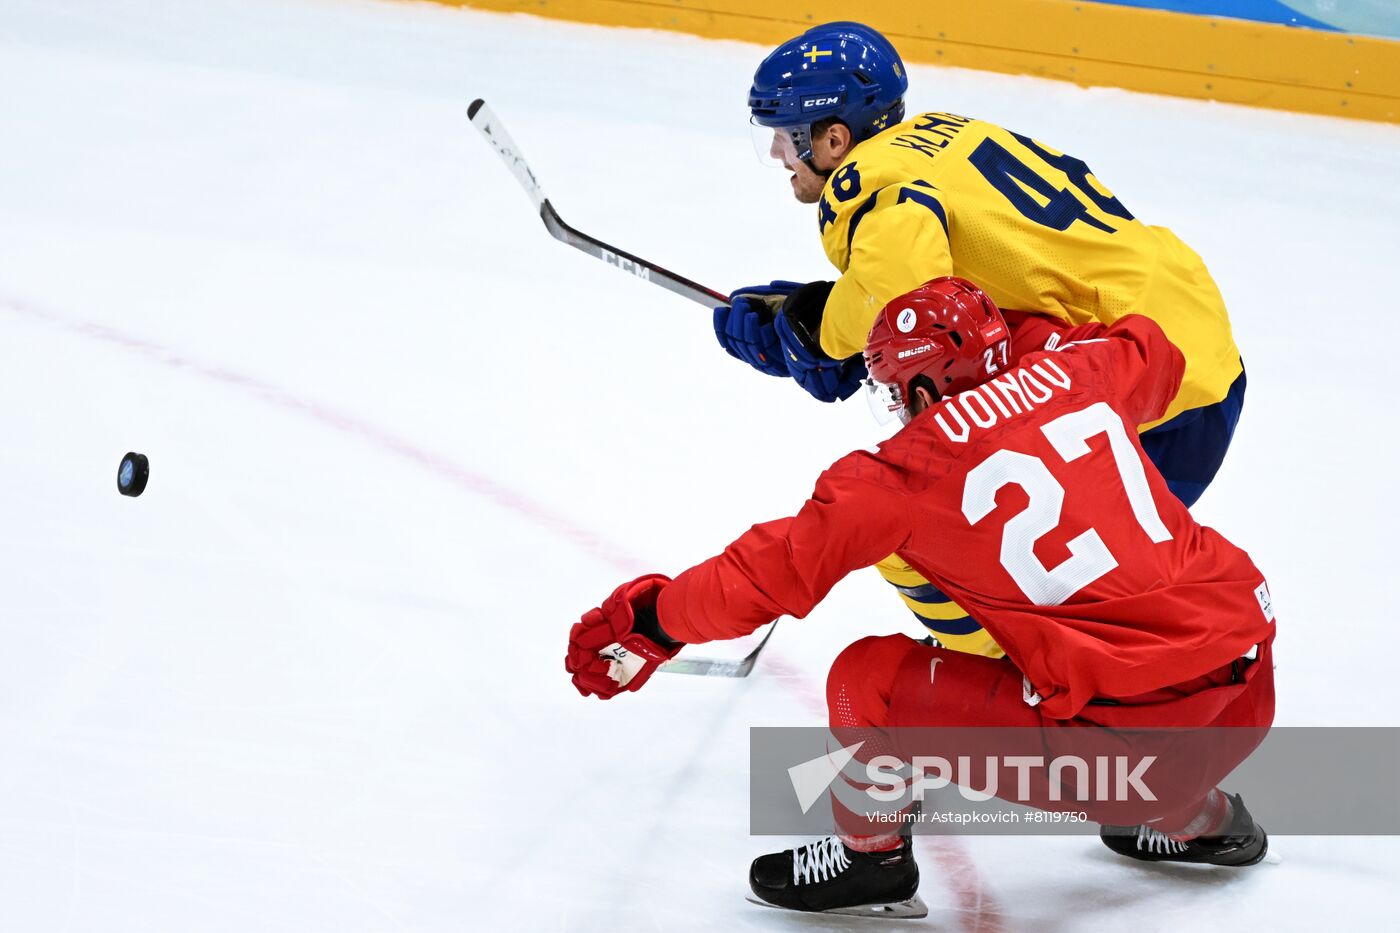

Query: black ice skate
[1100,793,1268,866]
[747,835,927,919]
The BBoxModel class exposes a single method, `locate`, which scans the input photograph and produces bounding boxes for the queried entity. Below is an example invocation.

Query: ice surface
[1,0,1398,929]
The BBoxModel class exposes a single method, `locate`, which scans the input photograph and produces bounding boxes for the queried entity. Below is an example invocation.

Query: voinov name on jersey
[935,358,1074,444]
[601,249,652,282]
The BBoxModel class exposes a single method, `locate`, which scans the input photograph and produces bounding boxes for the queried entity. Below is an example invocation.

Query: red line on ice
[0,295,647,575]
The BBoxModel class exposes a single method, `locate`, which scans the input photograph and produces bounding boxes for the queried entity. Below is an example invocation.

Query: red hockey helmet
[863,277,1010,424]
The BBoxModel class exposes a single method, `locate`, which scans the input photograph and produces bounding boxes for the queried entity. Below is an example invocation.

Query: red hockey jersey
[656,315,1275,719]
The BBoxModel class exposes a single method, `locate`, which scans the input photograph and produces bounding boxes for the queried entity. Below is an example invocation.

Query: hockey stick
[602,622,779,682]
[661,622,778,678]
[470,100,778,677]
[467,99,729,308]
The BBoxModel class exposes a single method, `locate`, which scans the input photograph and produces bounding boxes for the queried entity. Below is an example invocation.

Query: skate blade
[745,893,929,920]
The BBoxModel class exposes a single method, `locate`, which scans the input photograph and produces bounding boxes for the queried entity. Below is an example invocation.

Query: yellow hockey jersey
[816,111,1241,429]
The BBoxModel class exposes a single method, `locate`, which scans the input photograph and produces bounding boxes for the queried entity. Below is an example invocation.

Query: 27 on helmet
[864,277,1011,424]
[748,21,907,170]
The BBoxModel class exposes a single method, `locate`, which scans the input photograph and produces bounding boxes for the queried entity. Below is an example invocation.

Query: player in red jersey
[565,278,1276,918]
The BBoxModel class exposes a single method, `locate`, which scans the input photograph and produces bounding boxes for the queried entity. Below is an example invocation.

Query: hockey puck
[118,452,149,497]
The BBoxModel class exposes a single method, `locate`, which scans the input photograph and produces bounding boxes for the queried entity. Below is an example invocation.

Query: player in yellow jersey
[712,22,1247,657]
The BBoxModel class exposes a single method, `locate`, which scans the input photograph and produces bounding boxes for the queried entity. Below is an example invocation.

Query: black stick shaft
[469,98,729,308]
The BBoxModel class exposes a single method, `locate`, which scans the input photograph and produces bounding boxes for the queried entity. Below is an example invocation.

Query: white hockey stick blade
[661,655,756,678]
[745,892,929,920]
[660,622,777,678]
[467,98,545,211]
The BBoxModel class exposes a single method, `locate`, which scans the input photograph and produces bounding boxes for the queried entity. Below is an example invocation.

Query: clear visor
[865,378,911,426]
[749,119,808,169]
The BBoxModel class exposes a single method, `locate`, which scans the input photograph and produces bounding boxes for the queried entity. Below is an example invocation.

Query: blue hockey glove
[713,281,803,378]
[773,280,867,403]
[775,315,868,402]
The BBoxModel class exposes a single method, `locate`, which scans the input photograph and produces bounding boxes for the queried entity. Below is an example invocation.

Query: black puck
[118,452,149,497]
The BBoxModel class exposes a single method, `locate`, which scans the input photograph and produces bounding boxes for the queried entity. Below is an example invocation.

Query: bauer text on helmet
[863,278,1011,425]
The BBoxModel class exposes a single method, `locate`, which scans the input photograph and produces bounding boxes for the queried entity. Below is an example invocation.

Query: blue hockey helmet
[748,22,907,168]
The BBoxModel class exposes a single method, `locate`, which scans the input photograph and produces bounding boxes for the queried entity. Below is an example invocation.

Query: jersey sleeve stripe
[911,611,985,637]
[893,582,956,604]
[844,186,888,256]
[895,183,949,236]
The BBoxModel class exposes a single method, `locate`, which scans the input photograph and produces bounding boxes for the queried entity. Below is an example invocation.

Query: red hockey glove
[566,574,682,699]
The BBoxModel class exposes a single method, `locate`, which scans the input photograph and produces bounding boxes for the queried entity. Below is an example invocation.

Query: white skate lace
[793,835,852,885]
[1135,825,1190,855]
